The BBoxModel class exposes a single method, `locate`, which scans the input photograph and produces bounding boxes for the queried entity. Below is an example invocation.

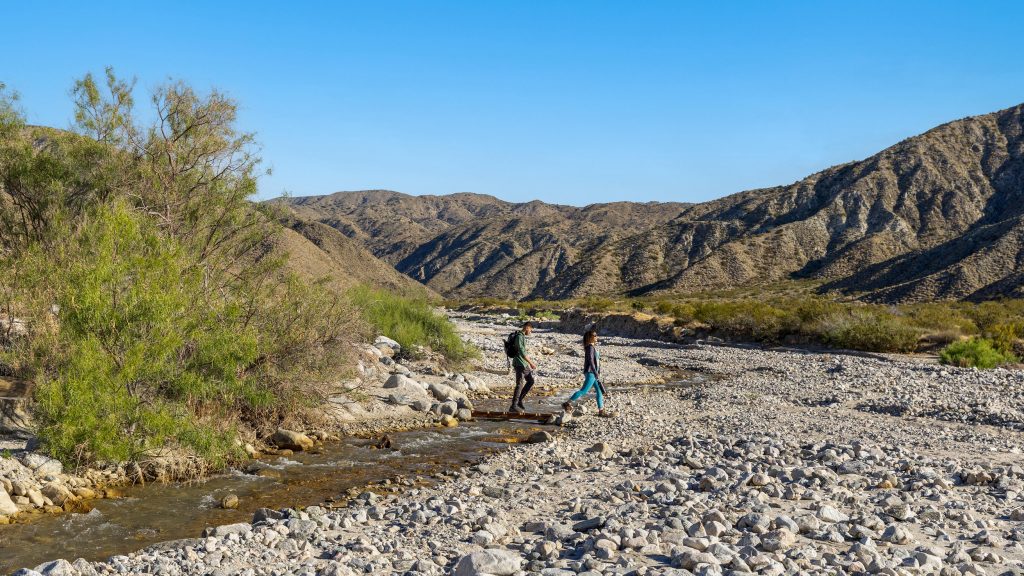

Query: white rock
[817,505,850,523]
[453,548,522,576]
[0,486,19,515]
[374,336,401,351]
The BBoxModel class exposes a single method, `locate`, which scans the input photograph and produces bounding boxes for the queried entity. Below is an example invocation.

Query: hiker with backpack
[505,321,537,414]
[563,329,612,417]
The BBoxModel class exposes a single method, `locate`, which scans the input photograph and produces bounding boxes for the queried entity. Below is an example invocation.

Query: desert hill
[276,102,1024,302]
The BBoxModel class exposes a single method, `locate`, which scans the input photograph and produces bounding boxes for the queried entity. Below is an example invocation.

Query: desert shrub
[670,303,697,323]
[906,303,977,335]
[940,338,1016,368]
[349,285,478,365]
[963,300,1024,334]
[18,203,249,466]
[793,297,844,324]
[0,72,365,469]
[985,322,1024,356]
[532,310,561,321]
[693,300,799,342]
[579,296,616,312]
[814,310,919,352]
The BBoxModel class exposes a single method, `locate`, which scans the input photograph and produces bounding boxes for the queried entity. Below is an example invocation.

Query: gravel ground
[13,313,1024,576]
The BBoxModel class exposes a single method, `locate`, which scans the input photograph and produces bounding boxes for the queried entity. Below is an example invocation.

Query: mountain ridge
[274,102,1024,302]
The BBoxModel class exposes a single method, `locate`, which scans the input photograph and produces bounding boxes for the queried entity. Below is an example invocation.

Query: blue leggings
[569,373,603,409]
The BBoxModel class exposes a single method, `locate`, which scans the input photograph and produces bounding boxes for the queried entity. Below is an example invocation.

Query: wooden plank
[472,410,551,422]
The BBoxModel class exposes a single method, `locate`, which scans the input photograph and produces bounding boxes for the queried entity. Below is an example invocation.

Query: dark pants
[510,365,535,408]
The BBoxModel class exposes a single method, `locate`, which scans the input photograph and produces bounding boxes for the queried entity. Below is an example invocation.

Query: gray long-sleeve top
[583,344,600,375]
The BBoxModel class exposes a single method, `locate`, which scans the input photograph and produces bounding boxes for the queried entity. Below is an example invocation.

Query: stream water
[0,375,702,574]
[0,412,543,573]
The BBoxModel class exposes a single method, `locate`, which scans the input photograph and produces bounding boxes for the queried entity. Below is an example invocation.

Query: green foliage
[692,300,800,342]
[0,70,364,471]
[578,296,616,312]
[518,309,560,321]
[349,285,478,365]
[940,338,1017,369]
[19,202,246,465]
[813,310,920,352]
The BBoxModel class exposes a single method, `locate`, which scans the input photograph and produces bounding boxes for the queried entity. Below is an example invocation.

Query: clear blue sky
[2,1,1022,205]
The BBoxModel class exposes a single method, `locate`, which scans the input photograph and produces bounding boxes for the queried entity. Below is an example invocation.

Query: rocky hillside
[277,102,1024,302]
[275,192,689,299]
[252,215,434,299]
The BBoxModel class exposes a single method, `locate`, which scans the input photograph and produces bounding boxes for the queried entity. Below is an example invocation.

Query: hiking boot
[561,401,573,412]
[509,404,525,415]
[598,409,614,418]
[516,401,527,412]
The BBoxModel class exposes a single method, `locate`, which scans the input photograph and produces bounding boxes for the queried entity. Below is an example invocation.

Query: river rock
[384,374,427,397]
[40,482,74,507]
[0,486,18,515]
[269,428,314,451]
[19,453,63,476]
[374,336,401,352]
[70,559,98,576]
[428,382,467,404]
[28,488,45,507]
[817,505,849,523]
[527,431,554,444]
[586,442,614,458]
[253,507,285,524]
[10,480,28,497]
[221,494,239,509]
[761,528,796,551]
[440,415,459,427]
[463,374,491,393]
[453,549,522,576]
[202,522,252,538]
[33,559,76,576]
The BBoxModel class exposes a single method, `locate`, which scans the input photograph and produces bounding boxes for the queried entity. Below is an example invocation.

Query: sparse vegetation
[456,291,1024,361]
[350,285,478,366]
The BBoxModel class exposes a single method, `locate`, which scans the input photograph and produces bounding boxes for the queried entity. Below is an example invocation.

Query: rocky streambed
[5,313,1024,575]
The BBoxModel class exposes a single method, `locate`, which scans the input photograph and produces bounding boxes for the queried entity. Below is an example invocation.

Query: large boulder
[445,375,470,393]
[453,549,522,576]
[526,431,555,444]
[19,453,63,477]
[463,374,491,393]
[202,522,252,538]
[374,336,401,352]
[384,374,429,398]
[269,429,314,452]
[0,486,19,515]
[41,482,74,506]
[429,382,468,404]
[33,559,77,576]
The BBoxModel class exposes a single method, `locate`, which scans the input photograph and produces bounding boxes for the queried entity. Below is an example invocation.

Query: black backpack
[503,330,522,358]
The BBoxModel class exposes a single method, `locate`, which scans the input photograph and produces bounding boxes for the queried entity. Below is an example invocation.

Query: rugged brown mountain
[275,102,1024,302]
[249,215,434,299]
[273,192,689,299]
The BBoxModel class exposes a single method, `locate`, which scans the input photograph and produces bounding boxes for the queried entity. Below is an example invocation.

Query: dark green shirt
[512,331,529,370]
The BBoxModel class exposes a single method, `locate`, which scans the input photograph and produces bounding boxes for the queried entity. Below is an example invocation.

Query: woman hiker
[563,329,612,417]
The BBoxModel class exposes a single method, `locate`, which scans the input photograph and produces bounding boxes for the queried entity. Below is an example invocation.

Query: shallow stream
[0,374,701,573]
